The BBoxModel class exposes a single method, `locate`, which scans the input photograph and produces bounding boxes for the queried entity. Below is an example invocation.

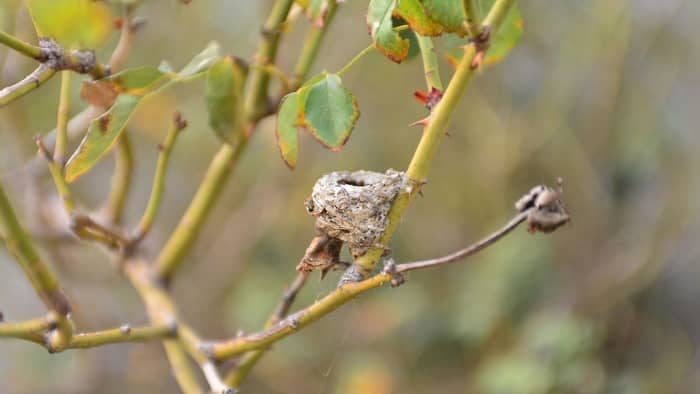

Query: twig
[133,113,186,242]
[396,211,529,273]
[0,64,55,106]
[416,35,443,91]
[180,324,234,394]
[0,181,71,317]
[54,71,72,165]
[290,0,339,87]
[0,29,42,59]
[103,133,133,225]
[244,0,295,121]
[462,0,485,39]
[69,323,174,349]
[35,136,76,213]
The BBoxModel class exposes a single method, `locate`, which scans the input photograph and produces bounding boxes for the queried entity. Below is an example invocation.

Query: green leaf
[25,0,113,48]
[476,0,523,64]
[65,94,141,182]
[394,0,444,36]
[274,92,300,168]
[178,41,222,78]
[420,0,467,36]
[367,0,409,63]
[108,67,171,95]
[205,57,246,145]
[299,73,359,150]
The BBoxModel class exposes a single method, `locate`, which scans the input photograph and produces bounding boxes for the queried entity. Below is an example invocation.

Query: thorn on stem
[173,111,188,131]
[34,136,53,162]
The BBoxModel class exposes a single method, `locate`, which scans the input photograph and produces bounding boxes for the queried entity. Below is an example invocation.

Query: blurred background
[1,0,699,393]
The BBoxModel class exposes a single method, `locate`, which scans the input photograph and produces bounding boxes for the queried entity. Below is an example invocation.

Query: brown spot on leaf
[98,115,112,133]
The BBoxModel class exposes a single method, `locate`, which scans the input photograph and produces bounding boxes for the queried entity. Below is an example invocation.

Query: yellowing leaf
[65,94,141,182]
[205,57,246,145]
[275,92,300,168]
[25,0,113,48]
[367,0,409,63]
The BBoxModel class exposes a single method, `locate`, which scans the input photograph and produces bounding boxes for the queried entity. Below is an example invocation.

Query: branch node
[381,258,405,288]
[120,324,132,335]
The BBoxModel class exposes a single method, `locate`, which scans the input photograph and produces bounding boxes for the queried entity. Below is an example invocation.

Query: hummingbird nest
[304,169,409,259]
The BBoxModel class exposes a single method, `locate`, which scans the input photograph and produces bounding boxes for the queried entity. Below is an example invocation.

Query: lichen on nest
[305,169,409,258]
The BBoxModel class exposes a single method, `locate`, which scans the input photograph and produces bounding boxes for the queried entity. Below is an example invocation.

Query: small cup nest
[305,169,409,258]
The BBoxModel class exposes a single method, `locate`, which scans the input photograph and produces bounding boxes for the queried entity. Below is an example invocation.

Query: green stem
[104,134,133,225]
[125,261,203,394]
[0,64,55,107]
[0,30,42,60]
[69,324,173,349]
[0,181,71,316]
[416,35,443,91]
[154,140,247,281]
[0,316,51,345]
[462,0,484,38]
[336,44,374,77]
[291,1,339,86]
[244,0,295,121]
[134,117,184,241]
[54,71,72,165]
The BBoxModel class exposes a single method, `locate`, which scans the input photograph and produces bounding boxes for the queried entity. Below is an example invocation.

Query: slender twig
[103,134,134,225]
[416,35,443,91]
[224,271,310,387]
[124,261,203,394]
[462,0,485,39]
[133,113,186,242]
[69,324,174,349]
[244,0,295,121]
[54,71,72,165]
[336,44,374,77]
[108,6,136,72]
[0,64,55,106]
[180,324,234,393]
[153,140,248,281]
[0,30,42,59]
[35,136,76,213]
[396,211,529,272]
[0,316,51,345]
[290,0,339,87]
[0,181,71,317]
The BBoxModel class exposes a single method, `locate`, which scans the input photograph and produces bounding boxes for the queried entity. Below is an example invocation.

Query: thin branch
[416,35,443,91]
[0,181,71,317]
[336,44,374,77]
[133,113,186,242]
[462,0,485,39]
[103,133,134,225]
[180,324,234,394]
[244,0,295,121]
[124,261,203,394]
[35,136,76,213]
[0,316,51,345]
[69,324,174,349]
[54,71,72,165]
[397,211,529,273]
[0,64,55,106]
[290,0,339,87]
[0,30,42,60]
